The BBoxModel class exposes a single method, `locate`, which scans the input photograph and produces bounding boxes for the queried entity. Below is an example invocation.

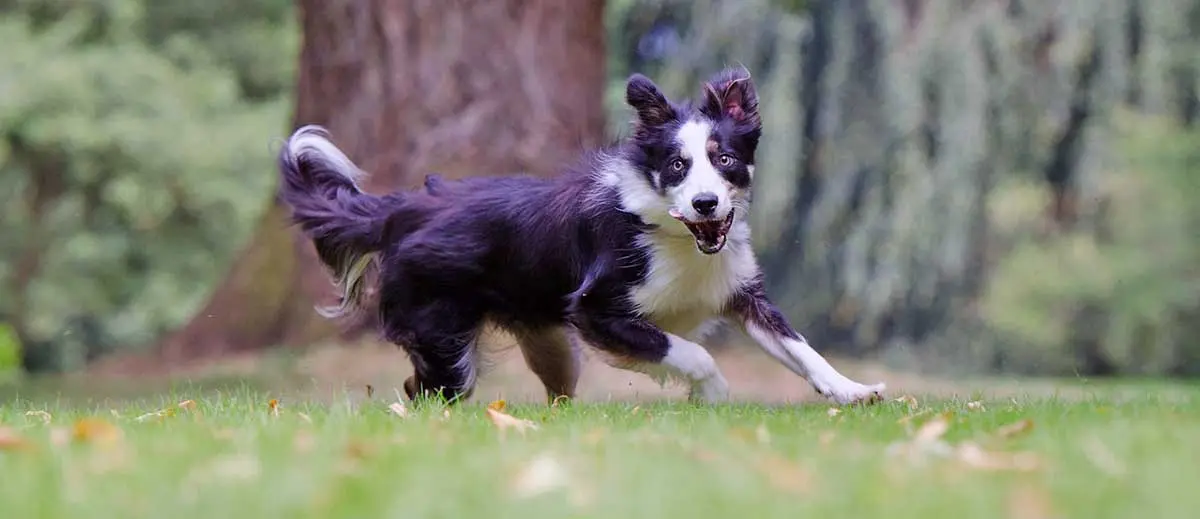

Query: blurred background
[2,0,1198,401]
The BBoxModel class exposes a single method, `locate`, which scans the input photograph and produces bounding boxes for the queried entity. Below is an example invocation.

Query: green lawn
[1,386,1198,519]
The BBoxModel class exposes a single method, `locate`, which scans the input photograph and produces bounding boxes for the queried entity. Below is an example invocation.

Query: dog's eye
[670,159,686,172]
[717,154,734,167]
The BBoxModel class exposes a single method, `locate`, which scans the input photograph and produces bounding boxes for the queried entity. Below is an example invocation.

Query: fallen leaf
[511,452,569,498]
[914,414,951,444]
[488,399,507,412]
[894,395,919,409]
[49,427,69,446]
[268,399,280,417]
[955,442,1041,472]
[757,455,813,495]
[135,408,178,423]
[818,431,836,446]
[826,407,841,417]
[1007,483,1057,519]
[72,418,123,445]
[388,402,408,418]
[581,428,606,446]
[24,410,52,425]
[967,401,986,411]
[0,427,32,451]
[293,431,316,453]
[755,423,771,445]
[994,419,1034,439]
[1081,436,1125,477]
[486,407,538,436]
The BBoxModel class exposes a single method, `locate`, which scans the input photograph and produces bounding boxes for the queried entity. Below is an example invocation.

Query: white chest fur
[628,222,759,335]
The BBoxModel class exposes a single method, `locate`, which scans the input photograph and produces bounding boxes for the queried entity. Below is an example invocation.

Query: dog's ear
[626,73,676,128]
[701,67,759,127]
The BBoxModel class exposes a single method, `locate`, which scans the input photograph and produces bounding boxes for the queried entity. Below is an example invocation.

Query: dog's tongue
[690,220,725,245]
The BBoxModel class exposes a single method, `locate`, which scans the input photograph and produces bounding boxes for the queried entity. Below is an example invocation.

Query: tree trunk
[153,0,607,362]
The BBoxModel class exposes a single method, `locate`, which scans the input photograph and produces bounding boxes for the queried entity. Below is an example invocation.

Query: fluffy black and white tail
[276,125,396,318]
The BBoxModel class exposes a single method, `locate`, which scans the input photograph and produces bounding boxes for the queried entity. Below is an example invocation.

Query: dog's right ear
[626,74,675,128]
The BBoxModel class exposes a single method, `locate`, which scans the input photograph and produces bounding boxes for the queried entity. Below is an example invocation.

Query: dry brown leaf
[826,407,841,417]
[581,428,606,447]
[0,427,32,452]
[894,395,919,409]
[388,402,409,419]
[818,431,836,446]
[757,455,813,495]
[135,408,178,423]
[48,426,69,446]
[1081,436,1125,477]
[1008,483,1058,519]
[995,419,1035,439]
[967,401,986,412]
[914,414,951,444]
[268,399,280,417]
[72,418,123,445]
[24,410,52,425]
[485,407,538,436]
[293,431,316,453]
[511,452,570,499]
[487,399,507,412]
[955,442,1041,472]
[755,423,771,445]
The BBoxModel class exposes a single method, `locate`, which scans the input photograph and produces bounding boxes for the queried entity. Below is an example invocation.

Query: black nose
[691,193,719,217]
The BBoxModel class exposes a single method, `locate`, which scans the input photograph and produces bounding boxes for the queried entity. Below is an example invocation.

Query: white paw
[820,380,886,406]
[689,374,731,403]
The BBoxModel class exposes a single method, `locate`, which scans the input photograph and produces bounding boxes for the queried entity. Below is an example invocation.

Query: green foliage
[0,0,294,371]
[982,114,1200,376]
[0,323,19,375]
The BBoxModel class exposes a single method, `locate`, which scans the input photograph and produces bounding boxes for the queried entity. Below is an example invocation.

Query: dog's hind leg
[380,296,484,405]
[513,326,583,404]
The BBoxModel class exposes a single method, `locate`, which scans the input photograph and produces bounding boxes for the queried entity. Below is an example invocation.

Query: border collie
[276,67,886,406]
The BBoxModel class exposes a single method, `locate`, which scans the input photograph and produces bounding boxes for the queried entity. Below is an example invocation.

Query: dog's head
[621,67,761,254]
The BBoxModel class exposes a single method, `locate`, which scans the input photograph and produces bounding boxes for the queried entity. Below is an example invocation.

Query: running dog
[276,67,886,406]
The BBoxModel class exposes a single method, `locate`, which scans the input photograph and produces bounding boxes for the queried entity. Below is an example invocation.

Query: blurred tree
[0,0,290,372]
[156,0,608,361]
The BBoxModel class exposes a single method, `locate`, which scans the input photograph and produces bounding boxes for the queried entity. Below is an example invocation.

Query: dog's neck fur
[591,152,760,328]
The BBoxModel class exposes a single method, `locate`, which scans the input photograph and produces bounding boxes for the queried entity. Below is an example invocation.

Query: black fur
[277,69,778,403]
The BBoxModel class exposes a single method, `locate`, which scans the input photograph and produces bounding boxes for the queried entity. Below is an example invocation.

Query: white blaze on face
[672,119,731,221]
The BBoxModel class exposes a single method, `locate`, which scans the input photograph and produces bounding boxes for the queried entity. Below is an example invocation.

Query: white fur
[287,125,367,190]
[671,119,733,221]
[743,322,885,405]
[590,132,883,406]
[611,334,729,403]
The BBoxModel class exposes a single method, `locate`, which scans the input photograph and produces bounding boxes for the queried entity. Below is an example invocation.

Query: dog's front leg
[728,282,885,405]
[568,308,729,403]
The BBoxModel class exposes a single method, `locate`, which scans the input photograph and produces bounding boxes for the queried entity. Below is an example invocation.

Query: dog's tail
[277,125,410,319]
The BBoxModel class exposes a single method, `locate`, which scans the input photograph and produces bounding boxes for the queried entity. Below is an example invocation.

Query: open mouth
[669,208,735,254]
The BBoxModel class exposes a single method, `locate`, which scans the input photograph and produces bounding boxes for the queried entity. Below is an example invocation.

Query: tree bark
[153,0,607,362]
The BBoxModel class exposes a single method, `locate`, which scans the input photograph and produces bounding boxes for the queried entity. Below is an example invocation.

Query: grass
[1,385,1199,519]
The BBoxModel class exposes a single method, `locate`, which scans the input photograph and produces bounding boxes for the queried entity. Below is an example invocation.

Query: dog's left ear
[701,67,759,127]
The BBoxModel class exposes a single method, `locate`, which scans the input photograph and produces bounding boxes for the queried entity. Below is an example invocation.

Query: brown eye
[717,154,734,166]
[671,159,686,171]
